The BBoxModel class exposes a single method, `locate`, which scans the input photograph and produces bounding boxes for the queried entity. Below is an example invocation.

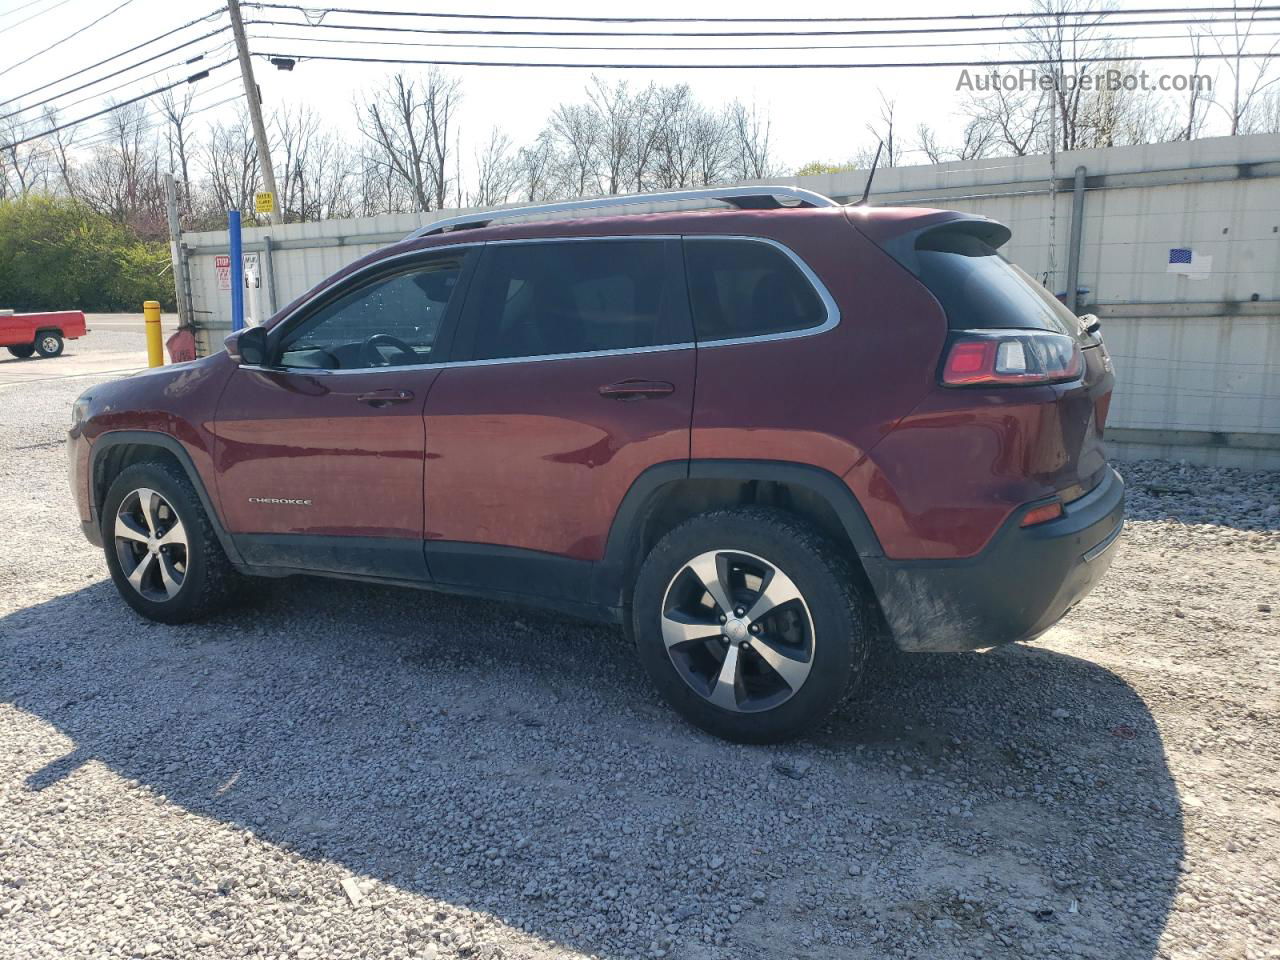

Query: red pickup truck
[0,310,87,359]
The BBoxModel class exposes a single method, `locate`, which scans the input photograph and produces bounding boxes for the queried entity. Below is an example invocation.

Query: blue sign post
[228,209,244,332]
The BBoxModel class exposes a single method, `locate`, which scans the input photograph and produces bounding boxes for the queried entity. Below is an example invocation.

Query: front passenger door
[214,249,474,581]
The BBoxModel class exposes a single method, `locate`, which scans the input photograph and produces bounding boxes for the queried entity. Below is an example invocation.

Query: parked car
[67,186,1123,742]
[2,309,86,358]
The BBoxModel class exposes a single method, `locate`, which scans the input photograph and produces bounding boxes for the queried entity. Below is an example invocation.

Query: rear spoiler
[850,211,1012,279]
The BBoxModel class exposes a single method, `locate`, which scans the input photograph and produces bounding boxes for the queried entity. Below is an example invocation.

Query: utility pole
[227,0,280,225]
[163,173,192,330]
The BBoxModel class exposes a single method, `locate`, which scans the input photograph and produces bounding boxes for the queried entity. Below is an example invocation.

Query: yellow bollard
[144,300,163,367]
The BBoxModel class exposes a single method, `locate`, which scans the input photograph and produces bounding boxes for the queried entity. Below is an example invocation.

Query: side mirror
[227,326,269,366]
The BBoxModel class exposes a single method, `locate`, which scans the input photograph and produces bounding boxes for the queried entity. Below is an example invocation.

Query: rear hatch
[855,211,1114,500]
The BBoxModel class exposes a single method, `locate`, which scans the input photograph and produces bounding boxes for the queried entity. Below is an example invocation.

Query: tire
[6,344,35,359]
[101,459,237,624]
[631,507,871,743]
[34,331,63,358]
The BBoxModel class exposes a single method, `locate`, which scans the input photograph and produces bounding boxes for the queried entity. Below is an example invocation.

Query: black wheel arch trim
[89,430,244,565]
[596,458,885,609]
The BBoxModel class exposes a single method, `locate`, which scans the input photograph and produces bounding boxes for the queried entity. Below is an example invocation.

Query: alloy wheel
[40,335,60,354]
[660,549,815,713]
[113,487,189,602]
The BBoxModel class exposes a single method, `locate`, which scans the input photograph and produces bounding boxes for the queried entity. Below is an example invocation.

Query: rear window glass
[466,239,679,361]
[684,238,826,342]
[916,230,1078,334]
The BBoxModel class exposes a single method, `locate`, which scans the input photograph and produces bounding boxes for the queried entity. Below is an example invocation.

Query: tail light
[942,330,1082,387]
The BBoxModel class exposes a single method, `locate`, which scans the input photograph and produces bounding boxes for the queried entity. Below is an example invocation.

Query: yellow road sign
[254,192,275,214]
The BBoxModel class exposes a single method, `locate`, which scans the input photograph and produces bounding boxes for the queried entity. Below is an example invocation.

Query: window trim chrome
[682,235,840,349]
[245,233,838,377]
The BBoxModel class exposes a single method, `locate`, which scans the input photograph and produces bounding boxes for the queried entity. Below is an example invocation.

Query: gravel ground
[2,329,1278,960]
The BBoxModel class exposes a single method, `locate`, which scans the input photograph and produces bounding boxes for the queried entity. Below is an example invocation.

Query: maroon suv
[68,186,1123,742]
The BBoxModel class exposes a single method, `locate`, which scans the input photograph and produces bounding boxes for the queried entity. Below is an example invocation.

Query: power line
[245,3,1280,25]
[254,48,1280,69]
[16,78,242,168]
[246,24,1280,55]
[0,29,234,122]
[0,9,225,110]
[3,47,233,128]
[0,0,48,16]
[0,0,139,80]
[0,59,238,151]
[237,11,1280,40]
[0,0,60,20]
[0,0,75,31]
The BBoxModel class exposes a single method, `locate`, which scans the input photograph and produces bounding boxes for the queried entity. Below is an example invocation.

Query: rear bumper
[863,467,1125,652]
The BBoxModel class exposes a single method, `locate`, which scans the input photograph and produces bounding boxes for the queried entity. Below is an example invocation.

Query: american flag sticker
[1167,247,1212,278]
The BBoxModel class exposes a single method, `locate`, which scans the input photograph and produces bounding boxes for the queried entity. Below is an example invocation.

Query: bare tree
[515,131,557,202]
[423,67,461,208]
[549,102,602,196]
[470,126,519,206]
[915,119,995,165]
[78,101,165,234]
[691,105,731,186]
[726,98,778,180]
[1209,0,1280,134]
[586,77,638,195]
[358,73,433,211]
[201,113,259,218]
[0,114,46,199]
[356,70,461,212]
[159,87,196,212]
[915,123,945,164]
[39,108,81,199]
[1181,30,1212,139]
[858,93,901,168]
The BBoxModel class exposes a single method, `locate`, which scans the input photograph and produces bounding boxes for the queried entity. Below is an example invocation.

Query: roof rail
[404,185,838,240]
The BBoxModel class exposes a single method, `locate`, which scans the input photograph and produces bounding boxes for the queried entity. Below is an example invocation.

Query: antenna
[853,140,884,207]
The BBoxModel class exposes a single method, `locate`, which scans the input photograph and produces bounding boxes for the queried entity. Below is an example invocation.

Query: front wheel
[101,460,237,623]
[35,332,63,357]
[6,344,35,359]
[632,507,871,743]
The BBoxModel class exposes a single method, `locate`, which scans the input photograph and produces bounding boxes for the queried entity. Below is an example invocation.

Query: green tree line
[0,196,174,313]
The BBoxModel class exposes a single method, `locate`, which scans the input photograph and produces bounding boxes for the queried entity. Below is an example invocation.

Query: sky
[2,0,1277,181]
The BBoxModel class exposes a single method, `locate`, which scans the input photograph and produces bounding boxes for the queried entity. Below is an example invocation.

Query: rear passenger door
[422,237,694,602]
[683,236,839,466]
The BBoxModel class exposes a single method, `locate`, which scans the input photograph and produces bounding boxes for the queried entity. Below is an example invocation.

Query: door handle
[598,379,675,400]
[358,388,414,407]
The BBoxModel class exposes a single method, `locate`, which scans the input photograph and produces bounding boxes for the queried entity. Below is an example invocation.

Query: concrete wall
[182,133,1280,469]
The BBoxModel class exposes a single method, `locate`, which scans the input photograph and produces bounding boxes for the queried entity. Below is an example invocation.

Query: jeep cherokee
[68,186,1124,743]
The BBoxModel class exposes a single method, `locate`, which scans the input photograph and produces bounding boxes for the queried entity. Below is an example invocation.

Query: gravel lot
[2,325,1278,960]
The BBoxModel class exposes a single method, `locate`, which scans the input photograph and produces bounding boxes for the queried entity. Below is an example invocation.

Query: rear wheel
[101,460,237,623]
[6,344,34,359]
[35,331,63,358]
[632,507,871,743]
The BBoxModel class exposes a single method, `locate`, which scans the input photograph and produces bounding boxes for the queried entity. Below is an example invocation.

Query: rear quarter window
[916,230,1079,335]
[684,238,827,343]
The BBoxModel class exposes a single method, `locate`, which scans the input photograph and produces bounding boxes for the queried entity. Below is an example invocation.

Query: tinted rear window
[684,238,827,343]
[916,230,1079,335]
[466,239,682,361]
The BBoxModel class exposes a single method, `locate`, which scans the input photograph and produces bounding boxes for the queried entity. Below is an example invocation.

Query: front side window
[278,254,466,370]
[464,239,680,361]
[684,238,827,343]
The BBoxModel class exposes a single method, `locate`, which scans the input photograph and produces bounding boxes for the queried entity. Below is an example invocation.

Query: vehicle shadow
[2,579,1183,959]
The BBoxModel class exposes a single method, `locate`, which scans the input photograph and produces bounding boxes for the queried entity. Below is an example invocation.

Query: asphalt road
[0,314,178,389]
